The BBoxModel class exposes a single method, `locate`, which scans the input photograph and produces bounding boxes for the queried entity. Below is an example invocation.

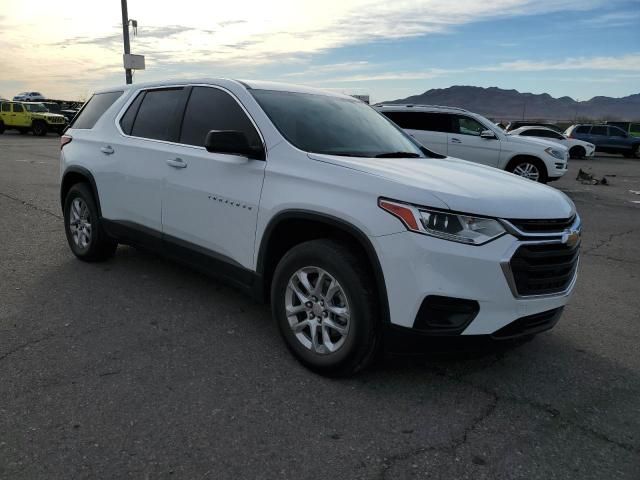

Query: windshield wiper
[374,152,421,158]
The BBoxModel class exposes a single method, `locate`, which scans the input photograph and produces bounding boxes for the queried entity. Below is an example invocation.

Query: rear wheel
[63,183,117,262]
[0,121,4,134]
[271,239,379,376]
[633,145,640,159]
[569,146,585,159]
[507,157,548,183]
[32,121,47,136]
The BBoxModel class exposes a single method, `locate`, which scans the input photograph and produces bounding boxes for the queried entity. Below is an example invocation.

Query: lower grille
[492,308,563,339]
[509,242,579,296]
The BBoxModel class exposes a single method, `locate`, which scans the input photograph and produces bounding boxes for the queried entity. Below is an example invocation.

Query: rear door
[102,87,189,234]
[588,125,608,147]
[447,114,501,167]
[382,111,450,155]
[162,85,266,269]
[11,103,31,128]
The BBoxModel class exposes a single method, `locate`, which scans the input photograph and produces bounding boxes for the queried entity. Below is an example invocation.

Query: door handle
[100,146,114,155]
[451,137,462,144]
[166,157,187,169]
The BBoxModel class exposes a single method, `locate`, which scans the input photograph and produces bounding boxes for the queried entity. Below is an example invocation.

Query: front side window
[24,103,47,112]
[71,91,123,129]
[453,115,486,136]
[519,130,537,137]
[1,103,10,112]
[130,88,187,141]
[575,126,591,134]
[608,127,626,137]
[591,126,607,136]
[251,90,425,158]
[180,87,261,148]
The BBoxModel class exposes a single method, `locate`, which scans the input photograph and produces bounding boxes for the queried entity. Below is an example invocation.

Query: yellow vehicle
[0,101,66,136]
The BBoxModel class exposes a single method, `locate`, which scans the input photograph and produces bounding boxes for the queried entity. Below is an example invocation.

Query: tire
[633,145,640,159]
[32,121,47,136]
[569,146,585,159]
[271,239,379,376]
[19,128,28,135]
[0,121,4,134]
[63,183,117,262]
[506,157,548,183]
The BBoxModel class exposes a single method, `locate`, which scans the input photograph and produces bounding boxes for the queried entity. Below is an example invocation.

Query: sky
[1,0,639,103]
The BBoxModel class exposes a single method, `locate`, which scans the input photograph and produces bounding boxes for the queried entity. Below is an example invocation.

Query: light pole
[121,0,133,84]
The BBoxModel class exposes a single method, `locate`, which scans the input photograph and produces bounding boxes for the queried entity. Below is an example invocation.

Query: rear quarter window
[70,91,123,129]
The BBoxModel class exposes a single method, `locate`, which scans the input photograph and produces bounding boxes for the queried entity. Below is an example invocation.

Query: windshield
[44,103,60,112]
[24,103,48,112]
[251,90,426,158]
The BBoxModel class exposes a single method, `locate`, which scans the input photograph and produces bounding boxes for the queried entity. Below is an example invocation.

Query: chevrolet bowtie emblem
[562,230,581,248]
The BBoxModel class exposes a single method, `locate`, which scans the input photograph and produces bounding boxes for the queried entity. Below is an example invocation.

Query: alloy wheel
[285,266,350,355]
[69,198,92,249]
[512,162,540,181]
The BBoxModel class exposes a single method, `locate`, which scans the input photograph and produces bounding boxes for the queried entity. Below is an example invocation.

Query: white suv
[60,79,581,375]
[375,104,569,183]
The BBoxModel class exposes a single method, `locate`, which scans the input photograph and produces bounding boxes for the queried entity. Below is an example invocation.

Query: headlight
[379,199,506,245]
[545,147,565,160]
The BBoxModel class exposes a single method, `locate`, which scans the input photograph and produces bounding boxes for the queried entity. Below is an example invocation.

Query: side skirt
[101,219,265,301]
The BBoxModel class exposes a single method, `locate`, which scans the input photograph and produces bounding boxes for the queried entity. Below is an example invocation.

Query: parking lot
[1,131,639,479]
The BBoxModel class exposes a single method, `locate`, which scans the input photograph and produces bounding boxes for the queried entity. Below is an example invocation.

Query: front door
[447,115,501,167]
[162,86,266,270]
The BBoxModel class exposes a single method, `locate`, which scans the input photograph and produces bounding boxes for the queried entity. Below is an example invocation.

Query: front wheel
[633,145,640,159]
[32,121,47,136]
[569,146,585,159]
[63,183,117,262]
[271,239,379,376]
[507,158,548,183]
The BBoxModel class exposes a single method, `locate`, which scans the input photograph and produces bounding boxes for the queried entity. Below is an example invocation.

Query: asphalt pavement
[1,131,639,479]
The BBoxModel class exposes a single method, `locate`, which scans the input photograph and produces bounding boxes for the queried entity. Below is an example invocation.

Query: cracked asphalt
[1,131,639,479]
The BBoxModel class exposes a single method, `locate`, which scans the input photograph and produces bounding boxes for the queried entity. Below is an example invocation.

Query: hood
[308,153,575,220]
[504,133,568,151]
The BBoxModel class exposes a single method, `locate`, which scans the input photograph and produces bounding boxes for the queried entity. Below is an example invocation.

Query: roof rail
[374,103,470,112]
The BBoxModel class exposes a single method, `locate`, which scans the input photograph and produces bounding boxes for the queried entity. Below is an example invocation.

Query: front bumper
[371,228,578,337]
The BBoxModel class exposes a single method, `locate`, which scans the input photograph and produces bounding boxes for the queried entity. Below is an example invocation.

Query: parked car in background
[508,126,595,159]
[376,104,568,183]
[566,124,640,158]
[41,102,77,123]
[0,101,66,135]
[59,79,580,375]
[505,121,563,133]
[13,92,45,102]
[605,121,640,137]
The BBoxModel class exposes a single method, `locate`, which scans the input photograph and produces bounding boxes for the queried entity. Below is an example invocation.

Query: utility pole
[121,0,132,84]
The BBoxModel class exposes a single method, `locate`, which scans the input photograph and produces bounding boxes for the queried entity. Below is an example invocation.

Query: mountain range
[383,86,640,122]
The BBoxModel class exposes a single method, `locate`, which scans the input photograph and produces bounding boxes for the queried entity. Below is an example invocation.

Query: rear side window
[179,87,261,147]
[119,91,145,135]
[71,91,123,129]
[575,126,591,134]
[382,111,451,133]
[130,88,187,142]
[591,126,607,136]
[13,104,24,113]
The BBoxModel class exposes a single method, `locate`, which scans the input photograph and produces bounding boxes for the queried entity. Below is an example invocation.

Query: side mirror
[204,130,265,160]
[480,129,496,139]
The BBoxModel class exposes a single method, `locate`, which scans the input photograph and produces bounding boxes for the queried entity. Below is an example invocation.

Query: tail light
[60,134,72,149]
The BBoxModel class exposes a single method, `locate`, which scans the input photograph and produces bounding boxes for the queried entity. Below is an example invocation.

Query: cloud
[315,53,640,83]
[0,0,614,98]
